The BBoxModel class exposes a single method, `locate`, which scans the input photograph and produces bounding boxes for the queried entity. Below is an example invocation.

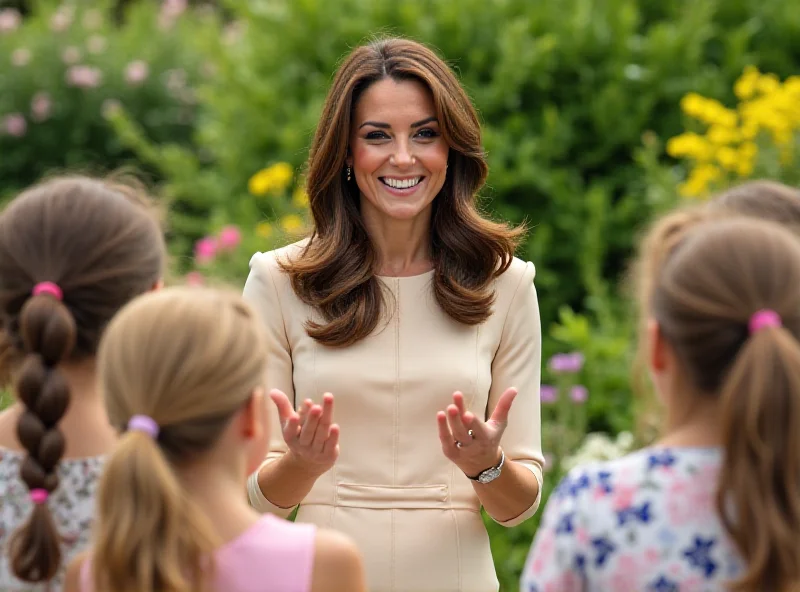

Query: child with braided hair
[0,176,165,590]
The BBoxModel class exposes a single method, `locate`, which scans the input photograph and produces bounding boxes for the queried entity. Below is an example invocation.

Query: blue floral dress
[521,447,744,592]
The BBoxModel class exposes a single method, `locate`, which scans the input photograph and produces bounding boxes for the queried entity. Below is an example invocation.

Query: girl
[65,287,365,592]
[0,176,165,590]
[522,216,800,590]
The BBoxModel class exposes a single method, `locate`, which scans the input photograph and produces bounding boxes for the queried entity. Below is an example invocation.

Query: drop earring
[346,165,352,182]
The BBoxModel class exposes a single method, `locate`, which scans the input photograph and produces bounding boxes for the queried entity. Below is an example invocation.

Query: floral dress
[521,447,744,592]
[0,448,104,591]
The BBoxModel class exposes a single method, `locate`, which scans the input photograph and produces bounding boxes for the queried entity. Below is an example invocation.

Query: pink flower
[185,271,205,286]
[50,8,73,32]
[66,65,102,88]
[218,225,242,250]
[125,60,149,85]
[87,35,107,54]
[11,48,31,67]
[570,385,588,404]
[3,113,27,137]
[194,237,217,264]
[0,8,21,33]
[158,0,186,30]
[62,46,81,65]
[31,92,52,122]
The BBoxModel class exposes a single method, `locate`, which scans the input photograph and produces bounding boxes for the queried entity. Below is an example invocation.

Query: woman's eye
[365,131,389,140]
[416,128,439,139]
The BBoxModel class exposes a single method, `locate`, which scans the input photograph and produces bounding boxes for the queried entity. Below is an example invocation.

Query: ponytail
[92,428,219,592]
[717,324,800,591]
[8,291,76,582]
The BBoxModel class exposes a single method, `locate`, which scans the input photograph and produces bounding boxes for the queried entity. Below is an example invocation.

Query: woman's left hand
[436,387,518,479]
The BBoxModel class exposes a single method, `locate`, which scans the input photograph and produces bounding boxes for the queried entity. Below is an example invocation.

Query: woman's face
[348,77,449,223]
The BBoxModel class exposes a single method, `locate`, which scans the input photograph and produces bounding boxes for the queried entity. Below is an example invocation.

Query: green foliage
[0,0,211,199]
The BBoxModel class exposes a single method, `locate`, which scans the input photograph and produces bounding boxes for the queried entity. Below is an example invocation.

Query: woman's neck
[361,202,433,277]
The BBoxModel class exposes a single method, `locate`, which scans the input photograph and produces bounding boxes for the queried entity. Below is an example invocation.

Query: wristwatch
[467,450,505,484]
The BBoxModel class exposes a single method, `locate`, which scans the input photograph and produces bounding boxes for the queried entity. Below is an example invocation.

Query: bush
[0,0,211,200]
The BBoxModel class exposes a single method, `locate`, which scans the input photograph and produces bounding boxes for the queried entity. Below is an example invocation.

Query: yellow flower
[735,158,754,178]
[680,93,706,118]
[757,73,781,95]
[734,66,760,100]
[738,142,757,161]
[280,214,304,234]
[707,125,739,145]
[785,76,800,97]
[666,132,713,160]
[679,164,722,198]
[716,146,739,171]
[292,187,309,207]
[256,222,273,239]
[248,162,294,196]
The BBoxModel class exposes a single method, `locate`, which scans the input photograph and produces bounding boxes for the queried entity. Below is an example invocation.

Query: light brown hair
[647,217,800,591]
[282,37,524,347]
[92,287,268,592]
[710,179,800,230]
[0,176,165,583]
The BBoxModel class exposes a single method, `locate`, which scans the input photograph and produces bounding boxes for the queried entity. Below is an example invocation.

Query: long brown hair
[92,287,269,592]
[0,176,165,583]
[647,217,800,591]
[710,180,800,230]
[282,37,524,347]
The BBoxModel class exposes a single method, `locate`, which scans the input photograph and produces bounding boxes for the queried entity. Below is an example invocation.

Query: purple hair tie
[749,309,782,334]
[127,414,160,439]
[32,281,63,301]
[30,488,48,505]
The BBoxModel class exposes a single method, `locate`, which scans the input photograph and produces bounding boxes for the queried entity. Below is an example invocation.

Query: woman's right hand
[270,389,340,476]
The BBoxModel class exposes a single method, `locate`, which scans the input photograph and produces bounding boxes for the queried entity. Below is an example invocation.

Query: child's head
[643,216,800,590]
[709,179,800,231]
[93,287,270,592]
[0,175,165,583]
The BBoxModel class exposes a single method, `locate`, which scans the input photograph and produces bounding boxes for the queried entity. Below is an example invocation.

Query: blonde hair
[92,287,268,592]
[647,217,800,591]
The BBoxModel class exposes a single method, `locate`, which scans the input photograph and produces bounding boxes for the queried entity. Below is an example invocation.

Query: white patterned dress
[0,448,104,591]
[521,447,745,592]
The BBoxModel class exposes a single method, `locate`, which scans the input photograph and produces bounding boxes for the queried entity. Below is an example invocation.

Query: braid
[8,290,76,582]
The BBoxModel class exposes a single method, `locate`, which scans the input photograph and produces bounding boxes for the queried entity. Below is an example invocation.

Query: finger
[452,391,467,416]
[269,390,294,422]
[311,396,334,451]
[437,411,457,455]
[282,413,301,445]
[298,405,323,446]
[462,412,489,440]
[297,399,313,423]
[321,424,340,457]
[489,387,519,425]
[447,405,471,444]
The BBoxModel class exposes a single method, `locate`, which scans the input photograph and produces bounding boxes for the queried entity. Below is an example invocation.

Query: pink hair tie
[127,414,159,439]
[32,281,63,301]
[749,309,782,334]
[30,488,49,505]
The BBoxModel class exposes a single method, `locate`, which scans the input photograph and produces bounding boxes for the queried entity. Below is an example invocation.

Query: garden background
[1,0,799,588]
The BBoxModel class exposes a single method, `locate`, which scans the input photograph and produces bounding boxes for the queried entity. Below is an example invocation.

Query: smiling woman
[243,37,544,592]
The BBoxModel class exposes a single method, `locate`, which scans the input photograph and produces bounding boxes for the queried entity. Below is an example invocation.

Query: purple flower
[0,8,21,33]
[548,352,585,374]
[31,92,52,122]
[218,225,242,250]
[570,385,588,404]
[66,65,102,88]
[125,60,149,85]
[540,384,558,404]
[2,113,27,137]
[194,236,217,264]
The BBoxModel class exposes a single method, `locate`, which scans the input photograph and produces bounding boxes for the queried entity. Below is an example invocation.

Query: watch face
[478,467,501,484]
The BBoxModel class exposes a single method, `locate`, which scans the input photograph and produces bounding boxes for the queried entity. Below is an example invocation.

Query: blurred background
[1,0,798,587]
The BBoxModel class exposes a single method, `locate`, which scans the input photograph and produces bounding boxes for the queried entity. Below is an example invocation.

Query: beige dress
[244,243,544,592]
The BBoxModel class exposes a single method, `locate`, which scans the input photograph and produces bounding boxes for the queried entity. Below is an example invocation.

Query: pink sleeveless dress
[81,514,316,592]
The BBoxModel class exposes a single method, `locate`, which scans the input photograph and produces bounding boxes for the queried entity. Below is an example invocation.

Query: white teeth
[383,177,421,189]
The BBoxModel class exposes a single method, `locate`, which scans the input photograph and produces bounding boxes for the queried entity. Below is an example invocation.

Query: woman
[244,38,543,592]
[522,216,800,590]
